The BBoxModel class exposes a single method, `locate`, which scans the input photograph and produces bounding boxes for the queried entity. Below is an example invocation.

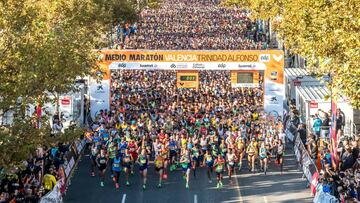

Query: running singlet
[192,148,199,158]
[93,136,100,143]
[200,139,207,150]
[108,146,117,159]
[247,145,255,155]
[181,138,187,149]
[168,140,177,152]
[181,155,190,168]
[98,155,107,165]
[220,144,227,155]
[91,147,98,157]
[205,154,213,164]
[277,144,284,155]
[259,148,267,158]
[215,159,225,173]
[237,141,245,152]
[102,133,109,141]
[123,154,131,165]
[139,155,147,166]
[155,157,164,168]
[128,142,136,152]
[112,157,121,172]
[119,142,127,154]
[227,154,235,166]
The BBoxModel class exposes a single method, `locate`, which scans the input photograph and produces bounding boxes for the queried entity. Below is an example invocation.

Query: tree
[224,0,360,108]
[0,0,158,173]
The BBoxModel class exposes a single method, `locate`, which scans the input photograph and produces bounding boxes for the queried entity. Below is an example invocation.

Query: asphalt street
[64,146,312,203]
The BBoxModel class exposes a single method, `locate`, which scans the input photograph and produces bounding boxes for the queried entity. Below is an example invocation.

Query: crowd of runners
[85,70,285,190]
[117,0,268,50]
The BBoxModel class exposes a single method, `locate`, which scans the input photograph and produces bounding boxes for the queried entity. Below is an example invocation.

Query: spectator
[52,119,63,134]
[42,168,57,194]
[309,141,319,164]
[336,110,344,133]
[340,145,355,171]
[312,114,322,140]
[297,123,307,145]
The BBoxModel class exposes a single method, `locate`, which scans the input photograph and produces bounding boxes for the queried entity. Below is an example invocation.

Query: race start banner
[90,50,284,118]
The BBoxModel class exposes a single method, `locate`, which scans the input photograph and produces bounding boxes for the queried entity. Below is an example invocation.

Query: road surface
[64,147,312,203]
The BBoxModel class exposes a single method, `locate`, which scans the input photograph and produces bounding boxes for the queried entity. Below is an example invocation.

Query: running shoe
[131,171,134,175]
[219,181,223,187]
[126,181,130,186]
[208,180,212,184]
[158,183,162,188]
[143,184,146,190]
[216,183,220,189]
[115,183,119,189]
[91,172,95,177]
[185,183,189,189]
[100,181,104,187]
[112,177,116,182]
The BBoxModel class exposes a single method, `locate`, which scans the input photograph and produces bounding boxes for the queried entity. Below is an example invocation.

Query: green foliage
[224,0,360,108]
[0,0,163,174]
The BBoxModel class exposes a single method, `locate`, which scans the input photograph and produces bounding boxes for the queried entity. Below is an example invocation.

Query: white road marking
[194,194,198,203]
[121,194,126,203]
[233,170,244,203]
[263,196,268,203]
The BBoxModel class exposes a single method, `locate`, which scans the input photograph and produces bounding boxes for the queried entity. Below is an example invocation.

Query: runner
[236,137,246,171]
[128,139,138,175]
[95,149,108,187]
[226,148,236,184]
[180,149,191,189]
[122,148,132,186]
[259,142,270,175]
[90,143,99,177]
[112,152,122,189]
[203,149,213,183]
[246,137,258,173]
[191,144,200,178]
[214,153,225,188]
[154,153,165,188]
[137,149,149,190]
[168,136,178,172]
[276,139,285,175]
[107,141,117,177]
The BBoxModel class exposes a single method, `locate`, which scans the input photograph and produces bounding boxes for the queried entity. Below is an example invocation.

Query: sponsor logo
[97,85,104,91]
[218,63,226,68]
[268,96,281,104]
[259,54,270,62]
[140,64,155,68]
[272,54,283,62]
[117,63,126,68]
[192,63,205,69]
[176,64,188,69]
[237,64,253,68]
[95,84,106,93]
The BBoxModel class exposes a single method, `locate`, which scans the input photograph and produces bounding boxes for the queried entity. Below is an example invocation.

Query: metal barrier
[293,134,318,184]
[39,139,86,203]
